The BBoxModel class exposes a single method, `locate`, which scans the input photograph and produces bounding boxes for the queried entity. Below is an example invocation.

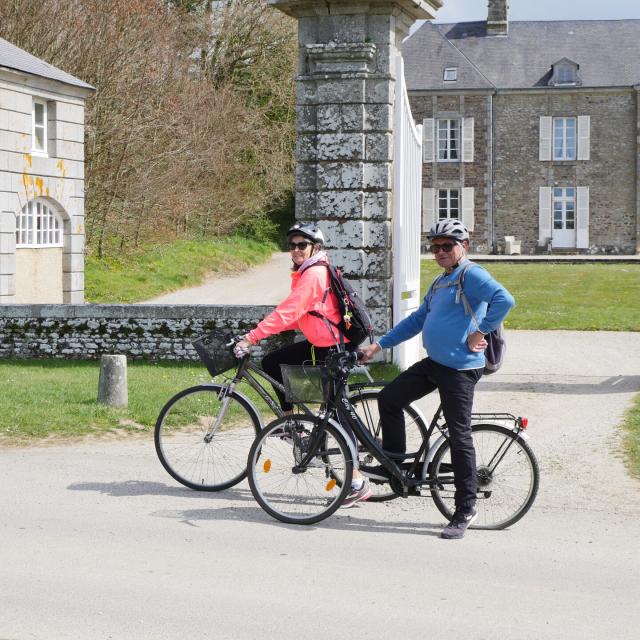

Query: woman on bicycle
[233,223,371,506]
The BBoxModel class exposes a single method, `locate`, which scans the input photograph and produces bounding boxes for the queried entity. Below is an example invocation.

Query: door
[551,187,576,248]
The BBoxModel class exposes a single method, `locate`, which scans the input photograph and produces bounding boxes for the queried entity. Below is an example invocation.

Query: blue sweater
[379,261,515,370]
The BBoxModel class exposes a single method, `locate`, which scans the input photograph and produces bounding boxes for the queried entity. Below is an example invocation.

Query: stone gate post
[269,0,441,335]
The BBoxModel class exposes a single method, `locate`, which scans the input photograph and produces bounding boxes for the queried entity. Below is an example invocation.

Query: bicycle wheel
[247,415,353,525]
[349,388,428,502]
[429,424,540,529]
[155,384,261,491]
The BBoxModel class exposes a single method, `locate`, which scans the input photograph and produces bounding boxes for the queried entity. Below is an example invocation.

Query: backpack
[308,263,374,347]
[427,261,506,375]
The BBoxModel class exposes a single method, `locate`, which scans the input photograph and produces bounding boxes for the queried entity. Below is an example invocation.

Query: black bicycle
[154,330,427,495]
[247,350,540,528]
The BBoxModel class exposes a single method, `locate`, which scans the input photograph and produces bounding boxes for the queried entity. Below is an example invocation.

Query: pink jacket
[246,261,347,347]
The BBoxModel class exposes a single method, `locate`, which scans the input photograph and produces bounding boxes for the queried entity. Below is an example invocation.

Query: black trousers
[378,358,483,510]
[262,340,334,411]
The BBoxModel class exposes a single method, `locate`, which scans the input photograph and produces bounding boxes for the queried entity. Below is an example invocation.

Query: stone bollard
[97,354,128,408]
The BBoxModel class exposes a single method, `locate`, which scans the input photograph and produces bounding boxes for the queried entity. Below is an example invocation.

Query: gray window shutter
[577,116,590,161]
[462,117,474,163]
[576,186,589,248]
[422,118,434,163]
[539,187,552,244]
[422,188,436,230]
[539,116,552,161]
[461,187,475,231]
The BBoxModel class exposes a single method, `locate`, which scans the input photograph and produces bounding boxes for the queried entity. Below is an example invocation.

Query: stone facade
[0,42,92,303]
[0,304,291,362]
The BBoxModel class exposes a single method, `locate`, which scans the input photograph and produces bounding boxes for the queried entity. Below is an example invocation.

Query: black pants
[378,358,483,510]
[262,340,334,411]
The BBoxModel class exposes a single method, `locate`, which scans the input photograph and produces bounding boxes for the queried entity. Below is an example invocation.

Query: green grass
[85,237,277,303]
[0,359,399,441]
[421,261,640,331]
[621,395,640,479]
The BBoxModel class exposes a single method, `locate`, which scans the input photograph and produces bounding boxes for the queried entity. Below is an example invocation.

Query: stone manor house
[403,0,640,254]
[0,37,92,304]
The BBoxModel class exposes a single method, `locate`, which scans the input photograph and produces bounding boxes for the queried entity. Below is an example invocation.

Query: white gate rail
[392,55,422,370]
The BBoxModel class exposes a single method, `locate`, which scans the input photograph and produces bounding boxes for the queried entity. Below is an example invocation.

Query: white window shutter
[539,187,552,244]
[422,118,434,163]
[461,187,474,231]
[422,188,436,230]
[539,116,552,161]
[462,117,474,163]
[576,186,589,248]
[577,115,590,161]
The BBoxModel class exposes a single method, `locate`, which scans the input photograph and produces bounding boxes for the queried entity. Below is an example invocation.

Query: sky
[430,0,640,23]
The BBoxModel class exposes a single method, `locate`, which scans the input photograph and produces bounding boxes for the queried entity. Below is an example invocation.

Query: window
[438,189,460,219]
[552,187,576,230]
[443,68,457,81]
[437,119,460,161]
[557,66,576,84]
[553,117,576,161]
[16,200,63,247]
[32,99,47,153]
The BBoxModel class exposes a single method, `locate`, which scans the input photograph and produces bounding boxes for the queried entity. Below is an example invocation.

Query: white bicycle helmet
[287,223,325,245]
[427,218,469,242]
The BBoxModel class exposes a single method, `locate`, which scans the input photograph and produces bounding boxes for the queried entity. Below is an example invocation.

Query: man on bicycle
[360,219,515,539]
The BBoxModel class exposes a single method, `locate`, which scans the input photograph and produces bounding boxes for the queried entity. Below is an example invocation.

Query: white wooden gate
[392,55,422,370]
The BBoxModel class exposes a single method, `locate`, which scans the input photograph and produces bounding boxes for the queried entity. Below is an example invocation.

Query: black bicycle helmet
[286,223,325,245]
[427,218,469,242]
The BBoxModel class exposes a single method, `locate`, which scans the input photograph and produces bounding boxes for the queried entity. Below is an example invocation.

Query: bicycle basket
[281,364,331,404]
[192,330,237,377]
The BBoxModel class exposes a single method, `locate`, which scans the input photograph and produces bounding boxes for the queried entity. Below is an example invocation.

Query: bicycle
[154,329,427,495]
[247,349,540,528]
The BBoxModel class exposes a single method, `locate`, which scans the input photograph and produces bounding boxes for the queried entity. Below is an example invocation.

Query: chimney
[487,0,508,36]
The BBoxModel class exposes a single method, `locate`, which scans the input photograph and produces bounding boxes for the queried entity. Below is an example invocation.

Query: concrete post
[97,354,128,408]
[269,0,440,334]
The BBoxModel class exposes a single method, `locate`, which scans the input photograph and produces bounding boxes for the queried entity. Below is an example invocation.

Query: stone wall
[0,304,293,361]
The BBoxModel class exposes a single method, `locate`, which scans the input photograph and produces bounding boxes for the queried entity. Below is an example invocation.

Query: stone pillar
[269,0,440,334]
[636,85,640,254]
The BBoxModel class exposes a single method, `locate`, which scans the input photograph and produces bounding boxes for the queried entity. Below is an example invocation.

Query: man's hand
[359,342,382,363]
[467,330,488,352]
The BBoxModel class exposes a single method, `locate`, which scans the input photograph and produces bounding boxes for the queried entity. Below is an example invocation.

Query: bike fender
[326,417,360,467]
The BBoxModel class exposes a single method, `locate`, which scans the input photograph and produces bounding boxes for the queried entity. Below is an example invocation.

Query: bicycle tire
[247,415,353,525]
[155,384,261,491]
[429,423,540,530]
[349,389,428,502]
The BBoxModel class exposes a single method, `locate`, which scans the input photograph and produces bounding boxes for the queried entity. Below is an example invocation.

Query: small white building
[0,37,93,303]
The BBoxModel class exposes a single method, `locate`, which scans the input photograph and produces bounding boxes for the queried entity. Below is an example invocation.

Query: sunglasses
[288,241,313,251]
[429,242,458,254]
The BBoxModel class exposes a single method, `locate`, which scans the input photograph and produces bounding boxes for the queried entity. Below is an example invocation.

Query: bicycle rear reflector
[520,418,528,429]
[263,459,272,473]
[325,479,337,491]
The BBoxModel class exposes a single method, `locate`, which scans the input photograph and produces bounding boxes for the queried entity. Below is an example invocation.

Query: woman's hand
[359,342,382,363]
[233,337,251,358]
[467,330,488,353]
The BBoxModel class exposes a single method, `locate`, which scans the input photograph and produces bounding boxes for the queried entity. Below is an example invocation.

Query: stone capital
[269,1,441,22]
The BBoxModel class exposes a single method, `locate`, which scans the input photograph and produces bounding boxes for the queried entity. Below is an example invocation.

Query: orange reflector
[263,459,272,473]
[325,478,337,491]
[521,417,528,429]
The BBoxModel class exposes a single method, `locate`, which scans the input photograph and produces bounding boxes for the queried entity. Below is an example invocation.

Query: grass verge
[620,395,640,479]
[85,237,277,303]
[421,261,640,331]
[0,359,398,442]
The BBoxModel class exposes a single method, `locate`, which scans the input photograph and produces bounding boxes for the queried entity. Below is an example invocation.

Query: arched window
[16,200,63,248]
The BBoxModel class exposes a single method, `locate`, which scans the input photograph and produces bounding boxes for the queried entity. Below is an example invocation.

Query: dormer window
[443,68,457,82]
[549,58,581,86]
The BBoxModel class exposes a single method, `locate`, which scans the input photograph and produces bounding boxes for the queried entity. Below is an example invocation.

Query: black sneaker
[440,507,478,539]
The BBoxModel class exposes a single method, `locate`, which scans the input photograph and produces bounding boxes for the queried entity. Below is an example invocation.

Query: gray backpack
[427,261,506,375]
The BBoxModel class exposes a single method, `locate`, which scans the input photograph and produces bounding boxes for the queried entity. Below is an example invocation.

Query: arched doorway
[15,198,69,303]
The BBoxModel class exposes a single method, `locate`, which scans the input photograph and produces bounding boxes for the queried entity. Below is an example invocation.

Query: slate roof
[403,19,640,91]
[0,36,93,90]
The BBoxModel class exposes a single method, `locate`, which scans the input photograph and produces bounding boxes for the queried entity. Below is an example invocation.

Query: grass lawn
[85,237,277,303]
[0,359,397,442]
[421,261,640,331]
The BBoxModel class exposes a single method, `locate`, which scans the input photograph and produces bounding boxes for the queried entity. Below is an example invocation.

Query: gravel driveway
[2,330,639,639]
